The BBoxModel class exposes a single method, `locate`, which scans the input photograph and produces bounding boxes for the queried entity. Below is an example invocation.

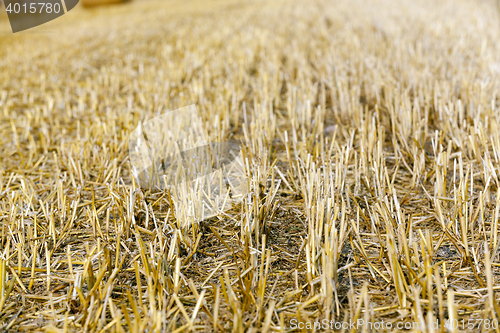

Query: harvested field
[1,0,500,331]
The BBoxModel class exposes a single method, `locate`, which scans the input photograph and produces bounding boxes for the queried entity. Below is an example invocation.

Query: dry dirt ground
[1,0,500,331]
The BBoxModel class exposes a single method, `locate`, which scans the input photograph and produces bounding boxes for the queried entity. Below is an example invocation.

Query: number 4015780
[445,319,499,330]
[5,2,61,14]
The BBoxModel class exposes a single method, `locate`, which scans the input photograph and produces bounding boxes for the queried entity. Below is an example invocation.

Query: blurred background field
[2,0,500,331]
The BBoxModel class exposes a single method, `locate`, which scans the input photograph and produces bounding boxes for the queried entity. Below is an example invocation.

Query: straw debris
[1,0,500,331]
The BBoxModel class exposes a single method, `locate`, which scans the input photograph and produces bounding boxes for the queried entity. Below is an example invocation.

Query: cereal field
[1,0,500,331]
